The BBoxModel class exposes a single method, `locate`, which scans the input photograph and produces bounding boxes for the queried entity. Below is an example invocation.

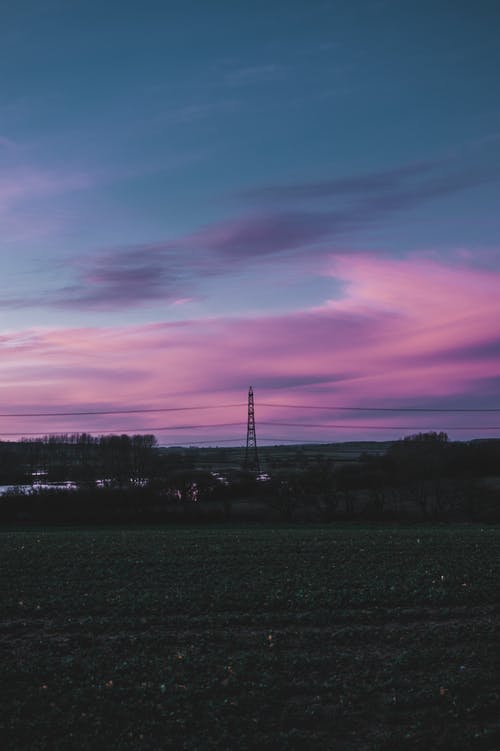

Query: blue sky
[1,0,500,442]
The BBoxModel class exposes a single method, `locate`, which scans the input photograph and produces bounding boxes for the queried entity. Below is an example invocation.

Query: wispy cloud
[246,157,500,211]
[0,248,180,312]
[55,247,180,310]
[244,159,442,200]
[187,211,334,258]
[3,152,500,311]
[1,254,499,439]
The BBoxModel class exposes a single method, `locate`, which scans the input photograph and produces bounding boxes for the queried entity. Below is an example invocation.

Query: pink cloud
[324,254,499,359]
[1,254,499,441]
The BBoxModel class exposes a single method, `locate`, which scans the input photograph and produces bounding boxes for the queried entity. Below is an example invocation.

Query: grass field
[1,525,499,750]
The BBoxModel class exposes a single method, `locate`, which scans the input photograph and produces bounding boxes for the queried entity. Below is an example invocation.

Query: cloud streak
[3,151,500,311]
[1,254,499,440]
[243,159,443,200]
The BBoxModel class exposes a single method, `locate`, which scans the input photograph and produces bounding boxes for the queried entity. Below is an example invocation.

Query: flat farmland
[1,526,499,750]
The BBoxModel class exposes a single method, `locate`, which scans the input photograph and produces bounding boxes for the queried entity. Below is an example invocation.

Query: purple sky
[1,1,500,444]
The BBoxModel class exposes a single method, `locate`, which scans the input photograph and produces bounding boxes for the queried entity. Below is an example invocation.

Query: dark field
[160,440,393,470]
[1,526,499,750]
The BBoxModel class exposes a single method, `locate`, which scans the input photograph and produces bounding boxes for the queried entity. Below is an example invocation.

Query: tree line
[0,433,158,485]
[0,432,499,523]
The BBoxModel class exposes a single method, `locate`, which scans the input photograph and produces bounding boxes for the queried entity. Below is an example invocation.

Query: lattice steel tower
[244,386,260,472]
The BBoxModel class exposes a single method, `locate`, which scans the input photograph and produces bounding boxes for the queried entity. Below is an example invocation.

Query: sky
[1,0,500,445]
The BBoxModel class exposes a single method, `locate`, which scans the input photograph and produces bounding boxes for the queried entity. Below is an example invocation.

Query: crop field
[1,525,499,750]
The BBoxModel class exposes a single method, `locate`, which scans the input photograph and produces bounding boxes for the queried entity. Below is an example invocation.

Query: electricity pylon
[244,386,260,472]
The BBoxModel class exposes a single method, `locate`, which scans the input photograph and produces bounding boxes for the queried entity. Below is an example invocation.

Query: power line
[1,421,500,439]
[259,402,500,413]
[260,422,500,431]
[1,401,499,419]
[0,403,245,418]
[0,422,245,437]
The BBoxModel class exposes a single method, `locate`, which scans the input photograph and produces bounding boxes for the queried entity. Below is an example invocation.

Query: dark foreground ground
[1,525,499,751]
